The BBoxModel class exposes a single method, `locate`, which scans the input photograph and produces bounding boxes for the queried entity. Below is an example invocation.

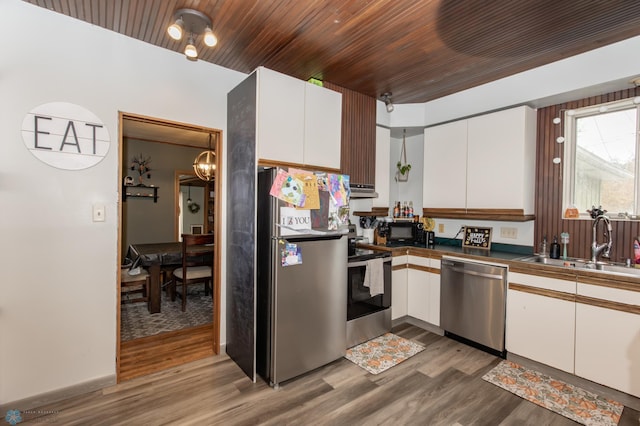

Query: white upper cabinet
[257,67,305,164]
[374,126,391,208]
[466,106,536,212]
[423,120,467,208]
[423,105,536,213]
[304,82,342,169]
[256,67,342,169]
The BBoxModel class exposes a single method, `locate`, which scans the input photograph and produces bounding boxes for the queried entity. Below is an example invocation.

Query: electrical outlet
[500,227,518,239]
[438,223,445,233]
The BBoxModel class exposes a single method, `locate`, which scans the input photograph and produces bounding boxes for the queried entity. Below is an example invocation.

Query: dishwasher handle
[446,266,504,280]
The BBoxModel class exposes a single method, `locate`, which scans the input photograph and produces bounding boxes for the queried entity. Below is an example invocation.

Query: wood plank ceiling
[24,0,640,104]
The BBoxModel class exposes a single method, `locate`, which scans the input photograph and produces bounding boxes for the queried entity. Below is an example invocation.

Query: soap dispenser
[550,235,561,259]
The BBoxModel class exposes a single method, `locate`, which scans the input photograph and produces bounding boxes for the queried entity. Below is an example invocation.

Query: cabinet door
[427,259,440,326]
[466,106,536,211]
[391,255,407,320]
[304,83,342,169]
[407,256,440,326]
[506,272,576,373]
[423,121,467,209]
[256,67,305,164]
[408,268,430,323]
[506,289,575,373]
[575,283,640,398]
[374,126,391,208]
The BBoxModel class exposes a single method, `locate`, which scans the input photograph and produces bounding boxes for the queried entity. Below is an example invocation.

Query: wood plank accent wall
[324,82,376,186]
[536,87,640,261]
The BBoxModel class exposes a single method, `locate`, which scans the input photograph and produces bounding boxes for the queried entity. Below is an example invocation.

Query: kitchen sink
[517,255,640,278]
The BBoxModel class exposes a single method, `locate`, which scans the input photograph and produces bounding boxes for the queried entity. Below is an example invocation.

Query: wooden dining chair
[171,233,214,311]
[120,268,150,304]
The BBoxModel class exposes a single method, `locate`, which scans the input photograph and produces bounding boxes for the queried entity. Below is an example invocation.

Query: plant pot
[396,170,409,182]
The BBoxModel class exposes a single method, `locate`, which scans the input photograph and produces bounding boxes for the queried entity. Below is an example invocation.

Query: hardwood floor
[26,324,640,425]
[118,324,215,382]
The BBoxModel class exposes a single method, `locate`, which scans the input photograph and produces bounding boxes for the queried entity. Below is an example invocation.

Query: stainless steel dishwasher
[440,257,507,356]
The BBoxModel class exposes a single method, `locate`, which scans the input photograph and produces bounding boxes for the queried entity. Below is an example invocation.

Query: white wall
[0,0,245,404]
[389,133,424,213]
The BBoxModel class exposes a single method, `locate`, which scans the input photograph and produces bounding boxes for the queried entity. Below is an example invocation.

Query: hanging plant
[395,129,411,182]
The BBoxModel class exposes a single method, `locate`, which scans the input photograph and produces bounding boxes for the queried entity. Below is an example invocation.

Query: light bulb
[556,136,565,143]
[203,27,217,47]
[552,157,561,164]
[167,17,184,40]
[185,36,198,59]
[386,102,394,113]
[553,117,561,124]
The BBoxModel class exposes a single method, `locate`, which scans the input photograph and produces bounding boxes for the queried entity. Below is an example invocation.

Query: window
[563,98,640,219]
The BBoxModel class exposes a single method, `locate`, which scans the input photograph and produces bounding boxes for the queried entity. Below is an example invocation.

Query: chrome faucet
[589,206,613,263]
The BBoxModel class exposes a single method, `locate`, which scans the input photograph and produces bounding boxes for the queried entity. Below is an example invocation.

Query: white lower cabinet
[407,256,440,326]
[391,255,408,320]
[575,283,640,398]
[506,272,576,373]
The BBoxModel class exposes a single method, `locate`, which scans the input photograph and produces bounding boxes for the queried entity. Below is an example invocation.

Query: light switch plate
[93,204,105,222]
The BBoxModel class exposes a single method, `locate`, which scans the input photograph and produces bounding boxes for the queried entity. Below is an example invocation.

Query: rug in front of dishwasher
[345,333,425,375]
[482,360,623,426]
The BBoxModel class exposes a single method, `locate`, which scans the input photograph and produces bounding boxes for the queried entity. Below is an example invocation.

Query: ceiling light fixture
[381,92,394,113]
[193,134,216,182]
[166,8,217,61]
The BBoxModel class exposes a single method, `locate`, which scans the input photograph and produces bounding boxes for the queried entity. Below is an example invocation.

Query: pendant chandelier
[193,133,216,181]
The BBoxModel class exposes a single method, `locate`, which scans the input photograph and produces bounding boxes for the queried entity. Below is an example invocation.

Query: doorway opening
[117,112,222,382]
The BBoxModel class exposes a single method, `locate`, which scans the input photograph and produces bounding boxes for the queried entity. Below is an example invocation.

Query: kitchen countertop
[356,242,526,261]
[357,241,640,291]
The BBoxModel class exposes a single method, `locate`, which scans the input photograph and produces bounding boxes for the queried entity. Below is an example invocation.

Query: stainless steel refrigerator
[256,167,347,387]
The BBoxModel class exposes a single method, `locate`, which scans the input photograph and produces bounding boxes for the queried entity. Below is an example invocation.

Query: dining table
[127,242,213,313]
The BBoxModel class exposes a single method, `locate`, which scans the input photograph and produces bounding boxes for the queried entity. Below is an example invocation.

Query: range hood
[350,183,378,198]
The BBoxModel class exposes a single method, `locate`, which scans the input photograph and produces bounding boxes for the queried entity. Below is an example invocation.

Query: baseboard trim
[0,374,117,413]
[397,315,444,336]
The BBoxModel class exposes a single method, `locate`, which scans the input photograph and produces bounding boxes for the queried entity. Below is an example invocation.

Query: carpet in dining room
[120,283,212,341]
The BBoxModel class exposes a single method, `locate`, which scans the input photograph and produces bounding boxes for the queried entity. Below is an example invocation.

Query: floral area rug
[345,333,425,375]
[482,360,623,426]
[121,283,212,341]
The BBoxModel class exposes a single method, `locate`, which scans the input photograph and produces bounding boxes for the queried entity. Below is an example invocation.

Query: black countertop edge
[357,241,533,262]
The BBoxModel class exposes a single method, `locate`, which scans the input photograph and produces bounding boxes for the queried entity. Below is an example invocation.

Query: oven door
[347,258,391,321]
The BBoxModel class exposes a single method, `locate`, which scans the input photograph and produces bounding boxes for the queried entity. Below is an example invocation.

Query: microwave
[386,222,424,244]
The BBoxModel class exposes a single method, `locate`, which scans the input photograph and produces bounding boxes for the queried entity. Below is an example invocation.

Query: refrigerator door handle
[279,234,346,243]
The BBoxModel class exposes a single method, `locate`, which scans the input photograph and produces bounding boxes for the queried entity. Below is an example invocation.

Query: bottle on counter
[408,201,414,218]
[540,236,548,258]
[550,235,561,259]
[393,201,400,218]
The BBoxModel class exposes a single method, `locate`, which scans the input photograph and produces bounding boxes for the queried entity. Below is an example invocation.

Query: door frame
[116,112,222,380]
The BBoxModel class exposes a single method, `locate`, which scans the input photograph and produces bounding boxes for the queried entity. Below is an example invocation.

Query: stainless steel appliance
[347,249,392,348]
[440,257,507,356]
[256,168,347,387]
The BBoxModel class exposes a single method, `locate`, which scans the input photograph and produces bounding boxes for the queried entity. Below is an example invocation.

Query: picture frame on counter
[462,226,492,250]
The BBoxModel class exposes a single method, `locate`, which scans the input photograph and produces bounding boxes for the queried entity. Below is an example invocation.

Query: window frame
[562,97,640,220]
